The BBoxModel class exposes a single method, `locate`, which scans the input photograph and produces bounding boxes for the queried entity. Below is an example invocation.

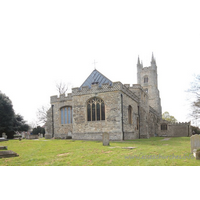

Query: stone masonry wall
[122,90,139,140]
[72,91,123,140]
[159,121,191,137]
[51,96,73,139]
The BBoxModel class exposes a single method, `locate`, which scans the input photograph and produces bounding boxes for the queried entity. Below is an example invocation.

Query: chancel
[45,54,191,140]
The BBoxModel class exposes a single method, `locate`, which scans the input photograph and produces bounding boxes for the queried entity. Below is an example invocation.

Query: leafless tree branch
[37,105,50,125]
[56,82,70,96]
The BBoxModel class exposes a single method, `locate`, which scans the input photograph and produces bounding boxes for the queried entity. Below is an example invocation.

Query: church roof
[80,69,112,88]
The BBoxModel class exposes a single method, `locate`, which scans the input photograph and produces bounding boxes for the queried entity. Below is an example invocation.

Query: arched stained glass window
[87,97,105,121]
[60,106,72,124]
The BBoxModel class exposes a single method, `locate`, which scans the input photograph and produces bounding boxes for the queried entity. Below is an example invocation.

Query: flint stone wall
[159,122,191,137]
[72,90,123,140]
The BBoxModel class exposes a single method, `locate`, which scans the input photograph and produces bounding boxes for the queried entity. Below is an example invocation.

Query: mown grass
[0,137,199,166]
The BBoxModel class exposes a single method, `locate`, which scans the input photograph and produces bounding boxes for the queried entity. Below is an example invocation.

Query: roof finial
[92,59,98,70]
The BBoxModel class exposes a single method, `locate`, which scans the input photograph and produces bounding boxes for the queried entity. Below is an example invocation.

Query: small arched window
[87,97,105,121]
[128,105,132,124]
[144,76,148,83]
[161,123,167,130]
[61,106,72,124]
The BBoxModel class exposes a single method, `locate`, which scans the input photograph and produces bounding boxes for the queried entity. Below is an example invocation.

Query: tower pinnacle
[137,56,140,65]
[151,52,156,65]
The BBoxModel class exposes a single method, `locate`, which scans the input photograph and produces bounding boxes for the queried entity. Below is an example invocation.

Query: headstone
[0,150,19,158]
[25,132,30,139]
[102,132,109,146]
[45,134,52,139]
[190,134,200,153]
[67,132,72,139]
[21,132,25,139]
[2,133,7,139]
[0,146,7,150]
[68,132,72,137]
[40,134,43,138]
[0,138,8,142]
[29,135,39,139]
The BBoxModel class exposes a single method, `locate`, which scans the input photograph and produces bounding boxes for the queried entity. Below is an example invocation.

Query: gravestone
[102,132,109,146]
[0,138,8,142]
[0,146,7,150]
[0,150,19,158]
[190,134,200,153]
[45,134,52,139]
[25,132,30,139]
[2,133,7,139]
[21,132,25,139]
[29,135,39,139]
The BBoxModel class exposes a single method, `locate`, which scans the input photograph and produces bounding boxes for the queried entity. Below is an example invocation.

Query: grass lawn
[0,137,199,166]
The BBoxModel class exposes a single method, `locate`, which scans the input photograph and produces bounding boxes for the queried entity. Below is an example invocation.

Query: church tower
[137,53,162,117]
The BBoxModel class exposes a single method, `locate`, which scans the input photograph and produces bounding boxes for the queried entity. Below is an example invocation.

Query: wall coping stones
[51,82,140,104]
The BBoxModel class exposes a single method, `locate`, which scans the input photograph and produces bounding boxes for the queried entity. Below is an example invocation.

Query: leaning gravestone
[190,134,200,153]
[102,132,109,146]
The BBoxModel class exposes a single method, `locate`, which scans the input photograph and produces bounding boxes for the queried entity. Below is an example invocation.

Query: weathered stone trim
[121,85,139,103]
[149,106,160,117]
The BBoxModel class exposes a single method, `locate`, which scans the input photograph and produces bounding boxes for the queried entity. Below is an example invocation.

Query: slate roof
[80,69,113,88]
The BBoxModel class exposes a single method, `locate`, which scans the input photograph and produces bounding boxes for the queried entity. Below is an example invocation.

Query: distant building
[45,54,191,140]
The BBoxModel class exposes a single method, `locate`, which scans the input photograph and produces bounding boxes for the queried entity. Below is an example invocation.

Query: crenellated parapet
[51,93,72,103]
[170,122,191,126]
[160,119,191,126]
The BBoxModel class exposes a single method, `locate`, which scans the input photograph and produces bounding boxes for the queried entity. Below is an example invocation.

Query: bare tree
[37,105,50,125]
[187,74,200,126]
[56,81,70,96]
[29,120,38,130]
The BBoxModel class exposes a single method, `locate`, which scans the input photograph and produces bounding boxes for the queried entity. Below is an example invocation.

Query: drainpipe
[138,106,140,139]
[52,105,54,138]
[121,94,124,140]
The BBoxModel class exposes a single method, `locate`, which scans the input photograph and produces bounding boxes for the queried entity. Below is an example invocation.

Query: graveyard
[0,137,200,166]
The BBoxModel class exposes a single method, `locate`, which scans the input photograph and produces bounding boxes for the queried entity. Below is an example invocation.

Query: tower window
[144,76,148,83]
[61,107,72,124]
[87,97,105,121]
[144,89,148,93]
[128,105,132,124]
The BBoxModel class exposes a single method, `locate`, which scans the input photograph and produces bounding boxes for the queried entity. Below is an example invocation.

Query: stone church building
[45,54,191,140]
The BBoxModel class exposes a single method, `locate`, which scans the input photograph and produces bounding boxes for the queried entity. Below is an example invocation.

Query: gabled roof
[80,69,112,88]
